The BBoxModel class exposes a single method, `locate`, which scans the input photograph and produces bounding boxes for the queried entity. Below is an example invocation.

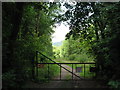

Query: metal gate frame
[33,51,96,81]
[36,62,96,81]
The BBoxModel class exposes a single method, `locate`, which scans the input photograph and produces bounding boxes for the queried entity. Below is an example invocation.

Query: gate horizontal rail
[37,63,96,64]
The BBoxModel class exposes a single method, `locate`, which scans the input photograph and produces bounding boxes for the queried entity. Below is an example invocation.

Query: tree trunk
[6,2,25,72]
[94,21,99,41]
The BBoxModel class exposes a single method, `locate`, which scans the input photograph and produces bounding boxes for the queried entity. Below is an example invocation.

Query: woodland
[2,2,120,88]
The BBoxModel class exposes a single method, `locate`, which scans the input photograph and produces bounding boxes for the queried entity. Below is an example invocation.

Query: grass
[65,74,71,80]
[55,59,79,63]
[34,63,60,83]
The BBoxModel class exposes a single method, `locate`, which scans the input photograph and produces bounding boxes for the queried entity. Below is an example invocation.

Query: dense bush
[2,70,18,88]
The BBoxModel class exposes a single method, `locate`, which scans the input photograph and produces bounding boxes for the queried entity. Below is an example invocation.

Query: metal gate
[32,51,96,81]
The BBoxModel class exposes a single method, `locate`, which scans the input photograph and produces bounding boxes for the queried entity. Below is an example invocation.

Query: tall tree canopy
[63,2,120,82]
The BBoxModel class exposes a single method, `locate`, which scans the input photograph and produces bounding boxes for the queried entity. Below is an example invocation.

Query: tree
[62,2,120,85]
[2,2,61,88]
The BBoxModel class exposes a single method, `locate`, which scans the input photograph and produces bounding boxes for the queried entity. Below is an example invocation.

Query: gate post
[72,64,73,80]
[84,64,85,78]
[48,63,49,81]
[32,59,35,79]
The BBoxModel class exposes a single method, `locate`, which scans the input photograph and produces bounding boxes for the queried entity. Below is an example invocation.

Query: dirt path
[23,64,108,88]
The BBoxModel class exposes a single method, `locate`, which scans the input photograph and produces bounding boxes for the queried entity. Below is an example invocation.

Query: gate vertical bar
[32,57,35,79]
[84,64,85,78]
[60,64,61,80]
[72,64,73,80]
[48,63,49,81]
[75,64,76,72]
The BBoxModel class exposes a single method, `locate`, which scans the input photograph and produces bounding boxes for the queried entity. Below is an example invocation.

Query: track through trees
[23,64,108,88]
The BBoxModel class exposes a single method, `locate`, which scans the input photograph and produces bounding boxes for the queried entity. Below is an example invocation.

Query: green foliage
[75,54,88,63]
[60,35,95,62]
[69,54,76,61]
[53,46,61,59]
[108,80,120,88]
[2,2,61,88]
[62,2,120,87]
[2,70,18,88]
